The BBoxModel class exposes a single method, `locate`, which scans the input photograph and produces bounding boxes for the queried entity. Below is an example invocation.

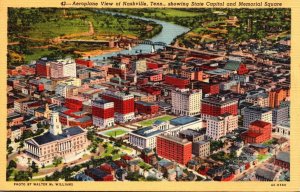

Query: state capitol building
[25,112,89,165]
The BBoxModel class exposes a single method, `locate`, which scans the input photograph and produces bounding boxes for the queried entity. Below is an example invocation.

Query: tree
[37,122,43,129]
[14,171,30,181]
[87,130,95,141]
[20,130,34,141]
[7,138,11,146]
[19,141,24,149]
[7,160,17,169]
[103,143,108,149]
[52,157,63,167]
[31,161,39,173]
[7,146,13,155]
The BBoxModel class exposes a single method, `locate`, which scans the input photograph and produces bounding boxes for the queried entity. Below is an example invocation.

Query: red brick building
[85,168,114,181]
[141,86,161,96]
[237,64,249,75]
[36,58,51,78]
[75,58,94,68]
[135,101,159,115]
[8,65,36,76]
[65,98,83,111]
[147,62,159,69]
[198,82,220,95]
[201,96,238,119]
[101,91,135,123]
[181,68,203,81]
[92,99,115,128]
[274,151,290,170]
[137,77,148,85]
[108,67,126,78]
[157,135,192,165]
[241,120,272,144]
[164,74,190,89]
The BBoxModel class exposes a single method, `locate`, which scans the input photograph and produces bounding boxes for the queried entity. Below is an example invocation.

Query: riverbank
[74,47,123,57]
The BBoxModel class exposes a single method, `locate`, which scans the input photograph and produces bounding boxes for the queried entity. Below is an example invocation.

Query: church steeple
[49,112,62,135]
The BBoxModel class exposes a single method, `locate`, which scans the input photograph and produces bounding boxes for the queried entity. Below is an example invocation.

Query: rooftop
[245,106,272,113]
[179,129,203,137]
[250,120,271,127]
[131,126,163,138]
[170,116,199,126]
[276,151,290,163]
[202,96,238,105]
[28,126,84,145]
[158,134,191,145]
[205,68,232,75]
[255,168,277,180]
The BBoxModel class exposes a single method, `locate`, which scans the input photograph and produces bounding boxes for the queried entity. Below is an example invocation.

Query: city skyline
[6,8,291,183]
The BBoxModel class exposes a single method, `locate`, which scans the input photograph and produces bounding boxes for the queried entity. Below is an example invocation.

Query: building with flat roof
[166,116,203,137]
[272,101,289,126]
[269,87,289,108]
[157,134,192,165]
[243,106,272,128]
[241,120,272,144]
[128,126,163,149]
[192,141,210,158]
[245,92,269,107]
[274,120,290,138]
[179,129,205,142]
[102,91,134,123]
[50,58,76,79]
[92,99,115,129]
[164,74,190,89]
[275,151,290,170]
[206,113,238,140]
[201,96,238,120]
[171,88,202,116]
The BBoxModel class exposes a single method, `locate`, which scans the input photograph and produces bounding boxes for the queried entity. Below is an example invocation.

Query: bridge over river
[62,38,167,47]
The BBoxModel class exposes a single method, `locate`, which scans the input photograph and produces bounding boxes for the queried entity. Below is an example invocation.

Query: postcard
[0,0,299,191]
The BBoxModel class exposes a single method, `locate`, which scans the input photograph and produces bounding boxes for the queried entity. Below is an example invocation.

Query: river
[89,11,190,61]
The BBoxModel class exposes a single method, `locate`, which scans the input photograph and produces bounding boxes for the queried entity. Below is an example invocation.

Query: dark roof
[29,126,84,145]
[276,151,290,163]
[7,113,22,122]
[85,168,109,179]
[131,126,162,138]
[179,129,203,137]
[256,168,277,180]
[224,60,241,71]
[11,125,24,131]
[74,173,94,181]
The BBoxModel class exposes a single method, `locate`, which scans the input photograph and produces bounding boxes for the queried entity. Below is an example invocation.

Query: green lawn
[192,27,207,34]
[104,129,128,138]
[24,49,53,63]
[257,154,269,162]
[100,143,114,158]
[138,161,152,171]
[138,115,175,127]
[100,143,125,160]
[121,145,133,153]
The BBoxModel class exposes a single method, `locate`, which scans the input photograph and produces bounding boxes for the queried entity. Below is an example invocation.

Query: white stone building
[206,114,238,140]
[171,88,202,116]
[25,112,89,165]
[50,58,76,79]
[128,127,163,149]
[243,106,272,128]
[274,120,290,138]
